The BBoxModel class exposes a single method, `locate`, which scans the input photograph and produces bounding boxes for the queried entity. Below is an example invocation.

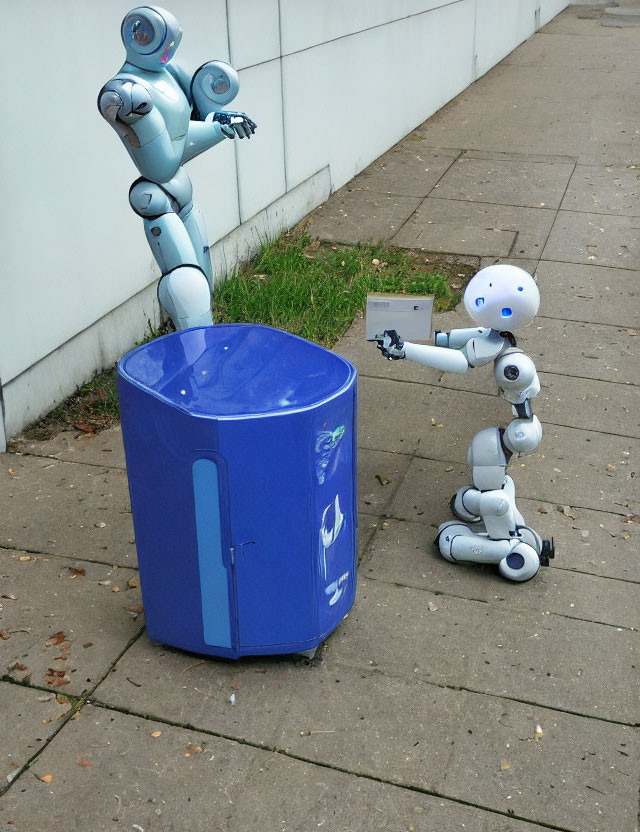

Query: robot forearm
[182,119,228,163]
[403,342,469,373]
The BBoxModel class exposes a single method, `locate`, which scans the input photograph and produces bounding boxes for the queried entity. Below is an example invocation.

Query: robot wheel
[498,542,540,582]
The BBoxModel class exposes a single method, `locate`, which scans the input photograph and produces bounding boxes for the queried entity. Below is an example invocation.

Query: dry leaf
[68,566,85,577]
[122,604,143,614]
[375,475,390,486]
[606,464,616,472]
[110,587,120,592]
[535,724,543,741]
[0,630,9,640]
[150,731,162,738]
[75,422,97,434]
[230,678,241,690]
[626,329,638,336]
[127,575,140,588]
[76,759,93,767]
[500,761,511,770]
[8,467,15,475]
[19,556,34,562]
[83,642,93,649]
[537,507,548,514]
[45,632,67,647]
[38,774,54,784]
[427,602,439,612]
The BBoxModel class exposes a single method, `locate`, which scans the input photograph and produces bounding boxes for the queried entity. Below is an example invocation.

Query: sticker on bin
[365,293,433,342]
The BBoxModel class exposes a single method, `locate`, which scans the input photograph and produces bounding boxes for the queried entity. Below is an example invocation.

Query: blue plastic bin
[116,324,358,658]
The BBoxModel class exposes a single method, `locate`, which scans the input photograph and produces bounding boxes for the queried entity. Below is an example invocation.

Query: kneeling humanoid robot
[99,6,257,330]
[377,264,554,582]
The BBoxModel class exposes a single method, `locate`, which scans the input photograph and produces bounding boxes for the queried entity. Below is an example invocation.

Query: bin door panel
[221,417,316,648]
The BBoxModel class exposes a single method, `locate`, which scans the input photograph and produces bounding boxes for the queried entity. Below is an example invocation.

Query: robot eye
[475,297,485,308]
[501,307,512,317]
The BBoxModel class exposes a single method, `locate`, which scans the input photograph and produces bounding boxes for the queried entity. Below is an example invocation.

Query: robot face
[121,6,182,70]
[463,264,540,331]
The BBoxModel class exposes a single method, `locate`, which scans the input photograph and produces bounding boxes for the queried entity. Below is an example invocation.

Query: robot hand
[209,111,257,139]
[376,330,406,361]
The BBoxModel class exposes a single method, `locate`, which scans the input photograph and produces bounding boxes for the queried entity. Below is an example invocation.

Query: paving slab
[306,188,421,244]
[0,683,73,789]
[413,65,640,166]
[360,453,640,582]
[542,210,640,268]
[539,6,620,36]
[392,199,555,259]
[91,634,638,831]
[357,375,640,478]
[12,427,126,469]
[363,517,640,628]
[347,144,459,198]
[0,456,136,567]
[504,28,640,70]
[357,447,412,515]
[431,156,574,209]
[560,164,640,216]
[0,549,143,696]
[0,704,555,832]
[405,430,640,516]
[279,676,638,832]
[328,577,638,723]
[535,260,640,327]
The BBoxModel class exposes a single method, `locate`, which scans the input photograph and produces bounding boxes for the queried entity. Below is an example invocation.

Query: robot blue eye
[501,307,512,317]
[475,297,485,308]
[517,286,523,292]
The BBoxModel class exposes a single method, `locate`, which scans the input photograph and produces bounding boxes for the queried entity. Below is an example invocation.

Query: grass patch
[21,233,474,441]
[212,232,471,347]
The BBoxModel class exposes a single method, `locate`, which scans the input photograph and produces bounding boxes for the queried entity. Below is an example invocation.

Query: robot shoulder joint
[98,79,154,126]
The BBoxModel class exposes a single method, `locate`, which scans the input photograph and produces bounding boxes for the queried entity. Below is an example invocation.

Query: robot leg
[181,204,214,290]
[130,179,213,330]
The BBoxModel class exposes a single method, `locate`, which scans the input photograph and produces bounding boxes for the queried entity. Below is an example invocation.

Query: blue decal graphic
[315,425,345,484]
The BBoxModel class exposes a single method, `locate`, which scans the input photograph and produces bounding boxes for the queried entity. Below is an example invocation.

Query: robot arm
[99,80,185,182]
[495,350,542,453]
[434,327,491,348]
[377,331,469,373]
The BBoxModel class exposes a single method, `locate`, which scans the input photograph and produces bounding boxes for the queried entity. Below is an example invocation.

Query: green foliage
[213,234,466,347]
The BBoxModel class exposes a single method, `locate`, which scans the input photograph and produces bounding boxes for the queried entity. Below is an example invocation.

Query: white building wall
[0,0,568,448]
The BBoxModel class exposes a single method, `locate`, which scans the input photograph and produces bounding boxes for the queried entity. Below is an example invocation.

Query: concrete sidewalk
[1,5,638,831]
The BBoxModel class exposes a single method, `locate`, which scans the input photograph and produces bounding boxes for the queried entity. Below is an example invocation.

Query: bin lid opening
[118,324,355,417]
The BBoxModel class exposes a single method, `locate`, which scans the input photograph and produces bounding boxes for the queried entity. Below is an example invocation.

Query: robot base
[436,522,554,582]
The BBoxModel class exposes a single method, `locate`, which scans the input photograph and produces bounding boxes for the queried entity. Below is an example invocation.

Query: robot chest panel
[138,70,191,140]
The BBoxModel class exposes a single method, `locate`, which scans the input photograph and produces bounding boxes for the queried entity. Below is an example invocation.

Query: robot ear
[191,61,240,116]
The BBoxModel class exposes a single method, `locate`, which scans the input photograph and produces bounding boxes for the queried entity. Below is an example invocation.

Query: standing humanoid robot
[377,264,554,582]
[99,6,257,329]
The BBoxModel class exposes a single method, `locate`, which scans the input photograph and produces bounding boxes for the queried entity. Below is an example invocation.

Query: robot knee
[158,266,212,330]
[129,180,178,218]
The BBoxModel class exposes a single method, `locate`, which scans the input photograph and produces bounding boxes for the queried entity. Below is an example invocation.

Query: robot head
[121,6,182,71]
[464,264,539,332]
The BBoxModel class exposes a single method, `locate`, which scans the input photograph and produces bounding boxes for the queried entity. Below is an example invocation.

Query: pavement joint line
[358,369,640,398]
[4,451,126,473]
[537,258,638,274]
[384,150,465,242]
[0,543,138,571]
[328,660,640,729]
[0,683,84,800]
[363,572,639,631]
[0,625,146,798]
[539,256,640,273]
[413,195,558,214]
[85,698,581,832]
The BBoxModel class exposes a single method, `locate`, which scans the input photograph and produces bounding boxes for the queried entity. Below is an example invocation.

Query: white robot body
[99,6,257,330]
[377,264,554,582]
